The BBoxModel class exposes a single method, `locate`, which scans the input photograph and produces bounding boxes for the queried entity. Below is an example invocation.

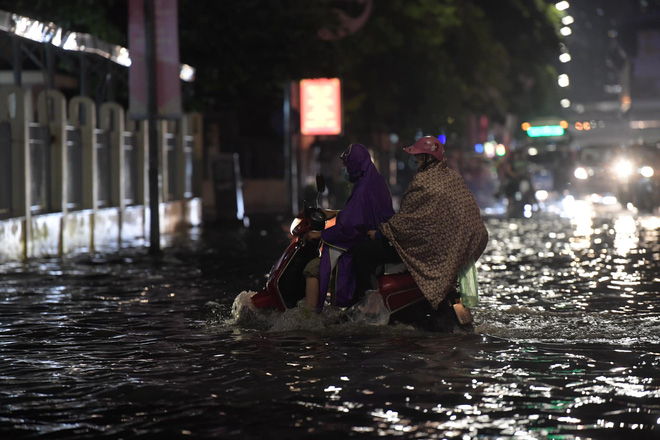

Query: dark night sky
[559,0,660,105]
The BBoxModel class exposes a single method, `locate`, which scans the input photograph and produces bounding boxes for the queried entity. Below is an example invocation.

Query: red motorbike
[249,174,473,332]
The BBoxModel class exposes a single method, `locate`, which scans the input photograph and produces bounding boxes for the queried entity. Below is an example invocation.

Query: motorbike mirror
[316,173,326,194]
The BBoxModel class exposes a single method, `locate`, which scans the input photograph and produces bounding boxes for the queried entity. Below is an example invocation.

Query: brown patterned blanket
[380,159,488,308]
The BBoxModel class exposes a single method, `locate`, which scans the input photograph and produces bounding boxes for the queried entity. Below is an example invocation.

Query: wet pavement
[0,204,659,439]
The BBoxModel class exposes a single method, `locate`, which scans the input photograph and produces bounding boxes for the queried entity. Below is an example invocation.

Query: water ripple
[0,213,658,438]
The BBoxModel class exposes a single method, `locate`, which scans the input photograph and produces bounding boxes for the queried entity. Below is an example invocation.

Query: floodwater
[1,203,659,439]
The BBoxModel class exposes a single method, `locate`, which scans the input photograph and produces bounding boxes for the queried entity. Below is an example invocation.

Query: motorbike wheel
[389,288,473,333]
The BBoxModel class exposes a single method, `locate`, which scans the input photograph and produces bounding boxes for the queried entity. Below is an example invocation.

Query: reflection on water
[0,209,659,438]
[478,203,660,344]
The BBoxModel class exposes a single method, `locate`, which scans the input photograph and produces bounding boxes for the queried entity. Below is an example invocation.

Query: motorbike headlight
[614,159,633,180]
[290,217,302,235]
[574,167,588,180]
[641,166,654,178]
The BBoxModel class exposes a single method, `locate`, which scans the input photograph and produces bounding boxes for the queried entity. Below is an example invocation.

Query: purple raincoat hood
[343,143,372,183]
[317,143,395,309]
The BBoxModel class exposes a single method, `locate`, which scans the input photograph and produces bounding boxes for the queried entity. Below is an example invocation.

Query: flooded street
[1,205,659,439]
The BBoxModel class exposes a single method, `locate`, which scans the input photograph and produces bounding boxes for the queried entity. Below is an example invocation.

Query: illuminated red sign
[300,78,342,135]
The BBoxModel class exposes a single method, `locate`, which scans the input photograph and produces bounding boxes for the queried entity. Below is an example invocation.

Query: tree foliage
[176,0,563,139]
[0,0,563,140]
[321,0,563,138]
[0,0,127,45]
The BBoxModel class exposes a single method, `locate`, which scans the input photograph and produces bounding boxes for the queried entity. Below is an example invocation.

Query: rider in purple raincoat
[306,143,394,311]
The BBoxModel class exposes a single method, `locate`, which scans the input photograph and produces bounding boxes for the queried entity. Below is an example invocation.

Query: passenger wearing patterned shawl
[304,143,394,312]
[353,136,489,309]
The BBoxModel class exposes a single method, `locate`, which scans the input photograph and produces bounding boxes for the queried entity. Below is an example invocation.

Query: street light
[555,1,570,11]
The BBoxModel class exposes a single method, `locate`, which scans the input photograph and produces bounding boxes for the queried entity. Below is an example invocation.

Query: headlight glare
[641,166,654,178]
[574,167,588,180]
[614,159,633,180]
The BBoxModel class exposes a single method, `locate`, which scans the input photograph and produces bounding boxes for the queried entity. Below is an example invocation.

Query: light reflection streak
[613,215,639,256]
[568,201,594,251]
[371,408,400,423]
[638,216,660,231]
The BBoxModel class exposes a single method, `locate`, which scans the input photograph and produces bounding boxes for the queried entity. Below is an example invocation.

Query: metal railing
[94,128,111,208]
[0,121,11,219]
[0,87,201,228]
[28,123,51,214]
[0,87,204,262]
[165,132,177,201]
[123,131,138,206]
[183,134,194,198]
[66,126,84,210]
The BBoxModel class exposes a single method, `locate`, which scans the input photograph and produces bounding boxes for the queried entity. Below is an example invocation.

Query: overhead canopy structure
[0,9,194,104]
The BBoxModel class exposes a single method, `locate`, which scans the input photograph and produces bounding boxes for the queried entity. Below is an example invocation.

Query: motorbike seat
[383,263,407,275]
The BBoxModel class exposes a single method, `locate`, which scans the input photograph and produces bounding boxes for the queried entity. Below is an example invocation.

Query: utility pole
[144,0,161,255]
[283,83,293,215]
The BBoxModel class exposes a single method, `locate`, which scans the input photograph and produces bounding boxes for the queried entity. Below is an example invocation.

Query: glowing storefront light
[300,78,342,136]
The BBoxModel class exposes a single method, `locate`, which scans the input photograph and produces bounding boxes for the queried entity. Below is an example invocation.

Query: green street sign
[526,125,565,137]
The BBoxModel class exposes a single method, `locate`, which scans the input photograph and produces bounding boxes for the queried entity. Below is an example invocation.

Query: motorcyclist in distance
[303,143,395,312]
[353,136,489,311]
[497,149,536,217]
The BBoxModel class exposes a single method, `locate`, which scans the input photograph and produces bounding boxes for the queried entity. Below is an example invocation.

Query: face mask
[408,155,420,171]
[342,166,351,182]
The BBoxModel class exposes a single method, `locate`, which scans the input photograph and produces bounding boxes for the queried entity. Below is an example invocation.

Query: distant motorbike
[246,174,474,332]
[634,172,660,213]
[505,175,537,218]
